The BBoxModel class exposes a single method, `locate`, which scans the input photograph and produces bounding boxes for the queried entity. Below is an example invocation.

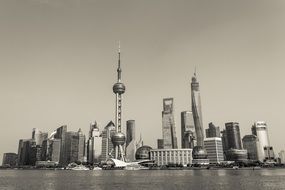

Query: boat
[93,166,102,170]
[124,164,149,170]
[232,166,239,170]
[70,165,90,171]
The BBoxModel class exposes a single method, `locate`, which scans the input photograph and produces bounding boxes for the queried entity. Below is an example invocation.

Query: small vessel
[93,166,102,170]
[124,164,149,170]
[232,166,239,170]
[70,165,89,171]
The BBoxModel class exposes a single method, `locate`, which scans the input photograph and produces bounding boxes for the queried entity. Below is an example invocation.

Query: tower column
[112,45,126,161]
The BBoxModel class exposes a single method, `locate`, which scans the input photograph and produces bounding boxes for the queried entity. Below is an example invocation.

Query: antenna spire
[117,41,122,82]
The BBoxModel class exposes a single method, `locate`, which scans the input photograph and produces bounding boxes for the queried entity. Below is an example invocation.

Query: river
[1,169,285,190]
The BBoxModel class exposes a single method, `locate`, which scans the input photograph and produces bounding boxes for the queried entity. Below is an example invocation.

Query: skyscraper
[48,139,61,163]
[223,122,247,161]
[17,139,36,166]
[191,72,204,147]
[278,150,285,164]
[101,121,116,161]
[126,120,136,162]
[65,131,79,164]
[31,128,48,163]
[204,137,224,164]
[32,128,48,146]
[157,139,164,149]
[242,135,261,161]
[112,45,126,161]
[225,122,242,150]
[63,129,86,164]
[251,121,275,162]
[206,122,220,138]
[162,98,178,149]
[87,122,102,164]
[77,128,85,162]
[181,111,196,149]
[54,125,67,166]
[136,134,144,150]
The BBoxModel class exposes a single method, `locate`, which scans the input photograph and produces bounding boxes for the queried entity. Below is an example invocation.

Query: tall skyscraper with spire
[191,71,204,147]
[111,44,126,161]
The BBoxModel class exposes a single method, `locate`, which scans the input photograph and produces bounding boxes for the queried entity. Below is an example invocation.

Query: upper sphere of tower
[113,82,126,94]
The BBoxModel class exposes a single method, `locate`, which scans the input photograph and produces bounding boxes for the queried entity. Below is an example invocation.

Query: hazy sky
[1,0,285,163]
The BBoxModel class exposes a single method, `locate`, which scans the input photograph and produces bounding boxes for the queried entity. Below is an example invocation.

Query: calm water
[1,169,285,190]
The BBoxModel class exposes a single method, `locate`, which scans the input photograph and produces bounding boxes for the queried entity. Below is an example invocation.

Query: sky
[1,0,285,163]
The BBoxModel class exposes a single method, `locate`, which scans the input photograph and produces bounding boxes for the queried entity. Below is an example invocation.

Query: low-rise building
[2,153,17,167]
[150,149,192,166]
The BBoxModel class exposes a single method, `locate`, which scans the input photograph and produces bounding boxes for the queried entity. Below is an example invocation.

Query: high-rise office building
[264,146,275,161]
[191,72,204,148]
[49,139,61,163]
[136,134,143,149]
[157,139,164,149]
[32,128,48,146]
[41,130,61,163]
[65,131,79,164]
[112,45,127,161]
[242,135,262,161]
[278,150,285,164]
[101,121,116,161]
[225,122,242,150]
[78,128,85,162]
[162,98,178,149]
[2,153,17,167]
[54,125,67,166]
[17,139,37,166]
[191,72,208,164]
[31,128,48,163]
[181,111,196,149]
[126,120,136,162]
[87,122,102,164]
[204,138,224,164]
[63,129,85,164]
[251,121,275,162]
[223,122,247,161]
[206,122,220,138]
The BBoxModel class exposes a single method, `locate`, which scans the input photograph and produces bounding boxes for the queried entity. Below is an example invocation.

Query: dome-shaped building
[135,146,152,160]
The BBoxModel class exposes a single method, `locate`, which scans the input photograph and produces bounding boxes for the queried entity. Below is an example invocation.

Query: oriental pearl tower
[111,44,126,161]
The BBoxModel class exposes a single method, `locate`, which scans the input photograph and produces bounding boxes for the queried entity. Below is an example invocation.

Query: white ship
[70,165,90,171]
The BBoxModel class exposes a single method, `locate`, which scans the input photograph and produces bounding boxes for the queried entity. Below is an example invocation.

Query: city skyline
[1,0,285,164]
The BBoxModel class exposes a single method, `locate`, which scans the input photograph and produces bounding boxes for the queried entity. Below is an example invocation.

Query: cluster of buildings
[2,50,285,168]
[150,72,285,167]
[2,47,141,168]
[1,120,141,168]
